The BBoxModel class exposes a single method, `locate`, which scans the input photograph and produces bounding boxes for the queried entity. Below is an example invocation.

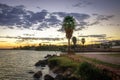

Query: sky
[0,0,120,48]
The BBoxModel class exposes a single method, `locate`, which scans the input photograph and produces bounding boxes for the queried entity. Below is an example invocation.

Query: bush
[48,57,59,69]
[77,62,112,80]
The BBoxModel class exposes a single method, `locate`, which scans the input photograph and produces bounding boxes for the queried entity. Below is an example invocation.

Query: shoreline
[0,49,120,52]
[33,54,120,80]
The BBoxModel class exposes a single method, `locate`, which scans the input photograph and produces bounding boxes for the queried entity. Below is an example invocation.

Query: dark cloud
[23,34,35,36]
[30,10,47,23]
[96,14,114,21]
[0,35,64,42]
[73,0,92,8]
[70,13,90,21]
[58,13,114,32]
[89,34,106,38]
[57,13,90,31]
[79,34,106,38]
[37,6,41,9]
[53,12,67,18]
[0,3,114,31]
[44,15,61,25]
[75,26,85,31]
[88,21,100,26]
[0,3,31,28]
[88,14,114,26]
[91,40,109,43]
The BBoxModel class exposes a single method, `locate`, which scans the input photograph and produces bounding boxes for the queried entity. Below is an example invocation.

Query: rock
[35,59,47,67]
[52,67,64,74]
[41,67,44,70]
[55,74,67,80]
[44,54,58,59]
[63,68,73,77]
[44,54,52,58]
[33,71,42,79]
[28,70,34,74]
[68,76,79,80]
[44,74,54,80]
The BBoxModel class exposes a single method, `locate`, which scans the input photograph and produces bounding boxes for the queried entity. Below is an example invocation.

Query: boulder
[68,76,79,80]
[52,67,63,74]
[33,71,42,79]
[63,68,73,77]
[35,59,47,67]
[28,70,34,74]
[44,54,52,58]
[44,74,54,80]
[55,74,67,80]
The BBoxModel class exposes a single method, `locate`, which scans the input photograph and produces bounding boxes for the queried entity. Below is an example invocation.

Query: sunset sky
[0,0,120,48]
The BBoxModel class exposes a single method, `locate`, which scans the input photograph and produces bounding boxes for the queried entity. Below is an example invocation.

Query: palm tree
[62,16,76,54]
[81,38,85,51]
[81,38,85,46]
[72,36,77,47]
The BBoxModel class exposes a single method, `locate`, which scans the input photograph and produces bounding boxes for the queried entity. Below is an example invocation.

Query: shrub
[77,62,112,80]
[48,57,60,69]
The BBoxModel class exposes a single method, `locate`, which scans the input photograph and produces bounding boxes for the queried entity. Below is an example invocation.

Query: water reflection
[0,50,59,80]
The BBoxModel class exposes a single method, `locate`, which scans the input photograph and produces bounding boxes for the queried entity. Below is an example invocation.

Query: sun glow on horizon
[0,24,120,49]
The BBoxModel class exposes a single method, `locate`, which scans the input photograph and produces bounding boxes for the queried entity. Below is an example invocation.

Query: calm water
[0,50,59,80]
[0,50,119,80]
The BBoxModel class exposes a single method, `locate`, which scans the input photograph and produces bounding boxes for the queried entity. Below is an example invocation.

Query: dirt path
[79,54,120,65]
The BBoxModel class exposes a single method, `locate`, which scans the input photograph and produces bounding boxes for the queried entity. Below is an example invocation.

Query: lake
[0,50,60,80]
[0,50,119,80]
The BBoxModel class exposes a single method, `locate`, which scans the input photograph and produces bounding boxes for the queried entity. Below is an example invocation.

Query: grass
[77,55,120,69]
[48,56,112,80]
[48,56,79,70]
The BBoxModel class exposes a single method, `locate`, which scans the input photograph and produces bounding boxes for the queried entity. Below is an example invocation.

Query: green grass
[78,55,120,69]
[48,56,79,70]
[48,56,112,80]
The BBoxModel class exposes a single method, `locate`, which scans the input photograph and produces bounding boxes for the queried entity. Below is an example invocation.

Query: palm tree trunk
[68,38,70,54]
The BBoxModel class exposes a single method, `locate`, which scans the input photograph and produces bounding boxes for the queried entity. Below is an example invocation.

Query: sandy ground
[79,54,120,65]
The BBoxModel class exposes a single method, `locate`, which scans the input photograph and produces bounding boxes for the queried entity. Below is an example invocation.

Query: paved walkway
[79,54,120,65]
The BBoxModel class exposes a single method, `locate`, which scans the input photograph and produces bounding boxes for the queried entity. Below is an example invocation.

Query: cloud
[70,13,90,21]
[0,35,64,43]
[73,0,92,8]
[0,3,114,31]
[37,6,41,9]
[0,3,31,27]
[57,13,114,32]
[79,34,106,39]
[93,14,114,21]
[0,41,7,42]
[0,36,18,39]
[89,34,106,38]
[89,14,114,26]
[57,13,90,31]
[23,33,35,36]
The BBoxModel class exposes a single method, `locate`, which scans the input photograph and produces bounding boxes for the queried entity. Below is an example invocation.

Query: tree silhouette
[72,36,77,47]
[62,16,76,54]
[81,38,85,45]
